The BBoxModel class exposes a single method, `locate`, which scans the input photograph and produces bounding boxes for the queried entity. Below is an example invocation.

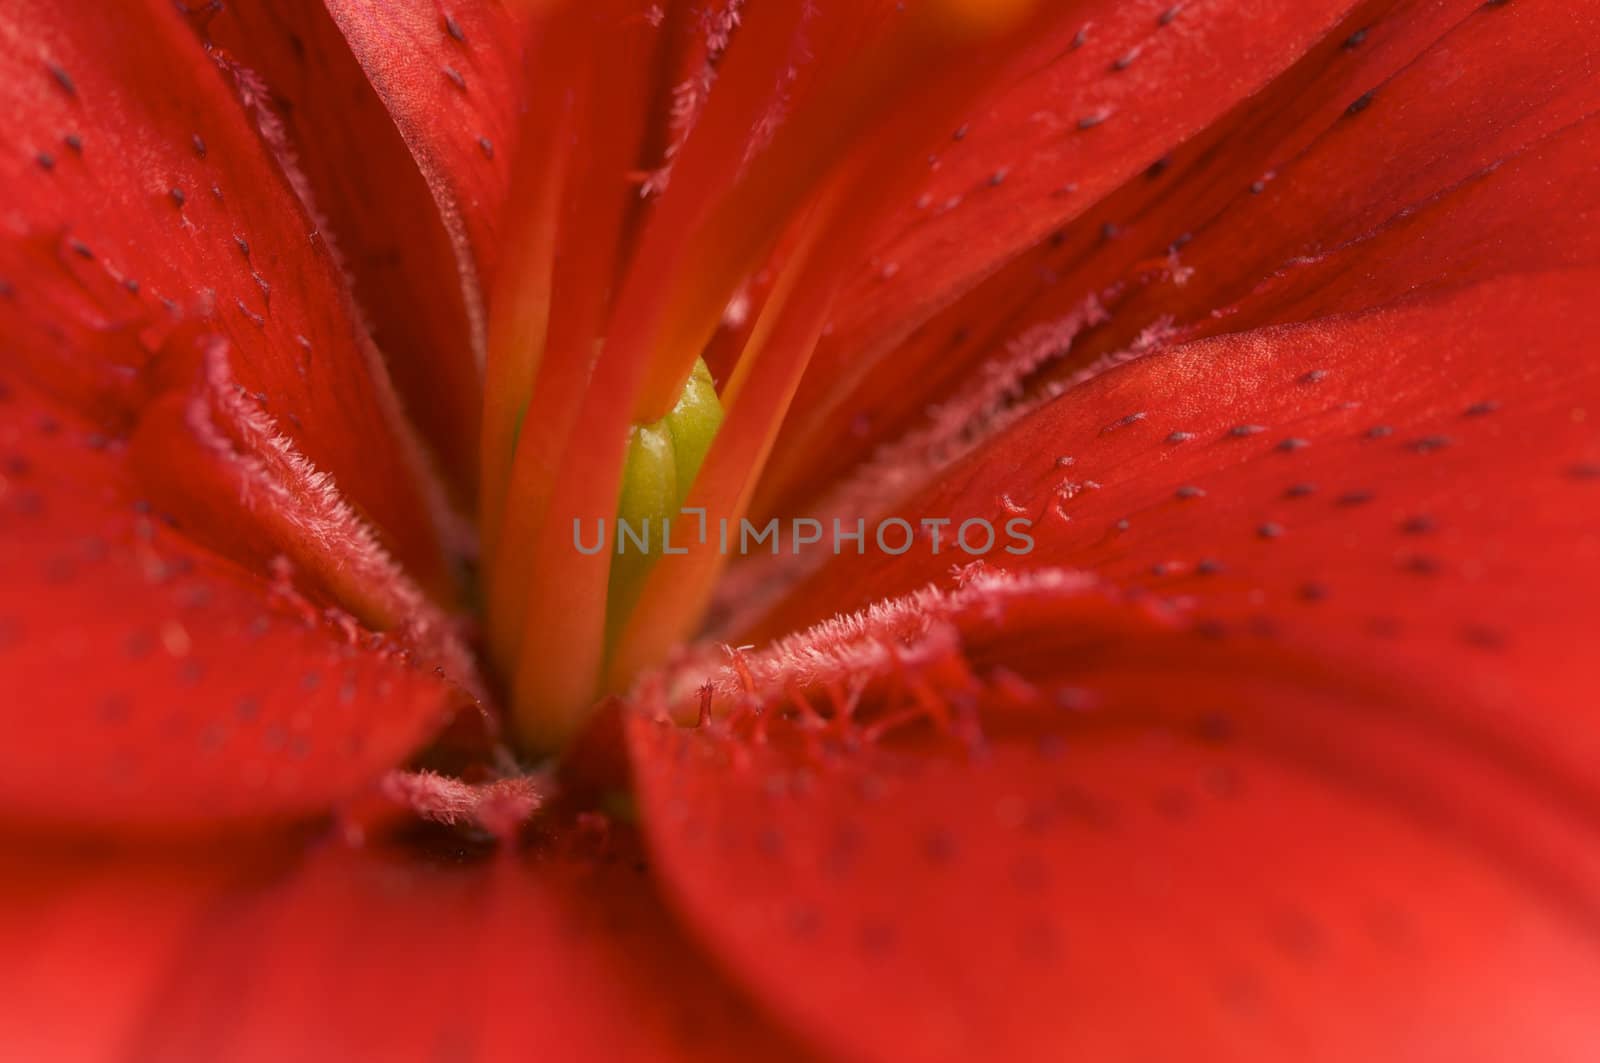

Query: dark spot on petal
[169,187,186,207]
[1158,5,1182,25]
[1335,489,1373,507]
[99,695,131,724]
[192,133,207,158]
[1257,522,1284,540]
[1400,514,1436,535]
[1277,437,1309,452]
[234,235,250,257]
[443,66,466,91]
[858,920,897,956]
[1465,400,1500,417]
[1229,424,1266,438]
[1343,27,1369,49]
[47,63,76,96]
[1346,90,1376,117]
[1285,482,1318,498]
[1175,485,1206,500]
[1195,713,1234,742]
[1365,425,1394,439]
[1402,555,1441,576]
[1300,369,1328,384]
[952,124,968,141]
[1077,112,1106,130]
[1410,435,1452,454]
[445,13,466,41]
[36,152,55,171]
[1297,582,1329,602]
[1114,518,1131,532]
[125,630,156,659]
[1165,431,1193,444]
[478,136,495,159]
[787,907,821,939]
[921,829,956,865]
[1462,625,1508,650]
[1566,462,1600,481]
[63,133,83,154]
[1196,558,1224,575]
[69,239,93,260]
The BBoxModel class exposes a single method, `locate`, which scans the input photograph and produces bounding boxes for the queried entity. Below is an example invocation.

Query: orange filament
[481,0,1046,753]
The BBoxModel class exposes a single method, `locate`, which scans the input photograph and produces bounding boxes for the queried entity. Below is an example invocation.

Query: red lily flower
[3,0,1598,1058]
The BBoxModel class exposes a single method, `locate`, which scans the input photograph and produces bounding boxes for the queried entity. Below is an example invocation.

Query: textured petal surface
[630,624,1600,1062]
[828,0,1357,340]
[312,0,519,293]
[757,275,1600,765]
[631,274,1600,1059]
[761,0,1599,521]
[0,375,471,831]
[0,825,807,1062]
[0,0,490,829]
[188,0,521,501]
[0,0,455,594]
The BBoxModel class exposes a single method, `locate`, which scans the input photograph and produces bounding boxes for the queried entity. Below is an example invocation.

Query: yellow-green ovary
[606,357,723,650]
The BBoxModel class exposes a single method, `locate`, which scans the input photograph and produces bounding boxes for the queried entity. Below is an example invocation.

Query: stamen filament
[485,0,663,669]
[605,191,842,689]
[476,56,574,558]
[488,0,1050,752]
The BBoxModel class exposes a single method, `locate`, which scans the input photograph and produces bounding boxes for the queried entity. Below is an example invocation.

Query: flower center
[477,0,1042,753]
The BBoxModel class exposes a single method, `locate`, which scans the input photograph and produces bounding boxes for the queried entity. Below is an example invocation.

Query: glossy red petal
[186,0,520,502]
[0,826,806,1061]
[0,377,472,831]
[629,274,1600,1058]
[629,623,1600,1061]
[311,0,519,291]
[758,273,1600,758]
[0,0,454,596]
[761,0,1596,521]
[775,0,1358,459]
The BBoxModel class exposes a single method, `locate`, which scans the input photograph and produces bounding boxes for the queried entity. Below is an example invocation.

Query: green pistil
[605,358,724,651]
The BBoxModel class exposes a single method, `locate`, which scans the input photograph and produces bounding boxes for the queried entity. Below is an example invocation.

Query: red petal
[762,0,1594,520]
[0,376,471,831]
[186,0,525,500]
[789,0,1361,434]
[309,0,519,288]
[0,827,805,1060]
[754,273,1600,768]
[0,0,454,595]
[629,554,1600,1060]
